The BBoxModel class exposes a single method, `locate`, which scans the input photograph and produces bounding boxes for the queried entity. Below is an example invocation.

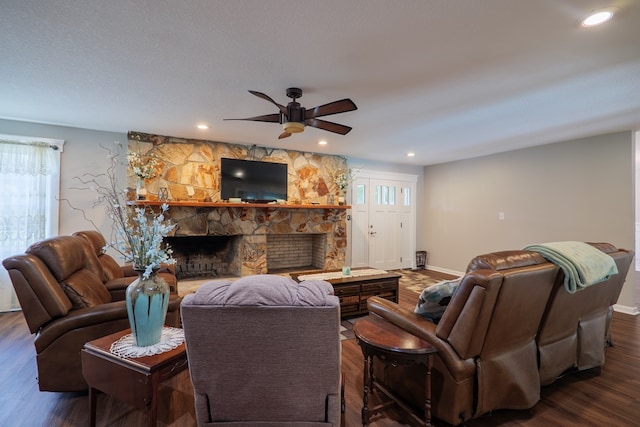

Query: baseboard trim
[426,265,464,277]
[613,304,640,316]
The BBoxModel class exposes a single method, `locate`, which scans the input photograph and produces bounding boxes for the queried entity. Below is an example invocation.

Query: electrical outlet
[499,212,505,220]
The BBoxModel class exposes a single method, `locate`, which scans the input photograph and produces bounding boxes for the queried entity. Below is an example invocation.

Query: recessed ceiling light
[196,123,209,130]
[406,152,415,157]
[318,140,328,145]
[581,9,614,27]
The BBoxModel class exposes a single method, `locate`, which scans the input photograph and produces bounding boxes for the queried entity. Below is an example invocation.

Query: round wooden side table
[353,315,438,426]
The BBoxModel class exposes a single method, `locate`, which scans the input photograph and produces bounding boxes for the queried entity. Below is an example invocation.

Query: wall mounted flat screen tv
[220,158,288,203]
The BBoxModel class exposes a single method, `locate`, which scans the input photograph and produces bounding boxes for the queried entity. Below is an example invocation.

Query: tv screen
[220,158,288,203]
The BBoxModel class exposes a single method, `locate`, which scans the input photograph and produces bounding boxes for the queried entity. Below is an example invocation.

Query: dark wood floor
[1,269,639,426]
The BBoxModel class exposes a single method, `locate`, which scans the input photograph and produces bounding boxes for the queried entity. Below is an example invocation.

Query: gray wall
[0,119,126,237]
[422,131,636,310]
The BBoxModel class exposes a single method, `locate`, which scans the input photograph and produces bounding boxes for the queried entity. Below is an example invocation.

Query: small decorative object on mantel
[72,141,176,347]
[330,167,353,206]
[128,150,159,200]
[158,187,169,201]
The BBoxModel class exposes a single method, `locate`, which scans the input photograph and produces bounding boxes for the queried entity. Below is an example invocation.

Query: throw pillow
[414,278,461,323]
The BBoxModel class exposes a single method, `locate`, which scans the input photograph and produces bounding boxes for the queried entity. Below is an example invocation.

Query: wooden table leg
[88,387,97,427]
[424,354,433,427]
[362,353,371,426]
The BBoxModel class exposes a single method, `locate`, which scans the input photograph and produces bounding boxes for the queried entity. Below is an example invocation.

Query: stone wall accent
[166,205,347,276]
[127,131,348,205]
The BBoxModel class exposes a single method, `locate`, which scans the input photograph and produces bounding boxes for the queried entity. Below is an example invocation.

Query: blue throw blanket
[523,241,618,294]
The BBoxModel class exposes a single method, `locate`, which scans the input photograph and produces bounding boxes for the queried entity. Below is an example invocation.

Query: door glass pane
[389,186,396,205]
[375,185,382,205]
[403,187,411,206]
[356,184,366,205]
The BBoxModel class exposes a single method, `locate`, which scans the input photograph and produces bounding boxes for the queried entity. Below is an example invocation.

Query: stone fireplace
[162,203,347,278]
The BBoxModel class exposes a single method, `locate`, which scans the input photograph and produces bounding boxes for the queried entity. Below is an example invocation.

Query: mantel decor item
[71,141,176,347]
[128,150,159,201]
[330,166,353,206]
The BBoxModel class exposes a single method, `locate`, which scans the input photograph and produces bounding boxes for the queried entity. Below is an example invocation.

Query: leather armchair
[181,274,343,426]
[3,235,182,392]
[368,251,559,426]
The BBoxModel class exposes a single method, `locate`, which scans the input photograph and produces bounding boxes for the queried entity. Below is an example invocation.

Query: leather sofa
[72,230,178,299]
[2,234,182,392]
[466,243,633,386]
[366,243,633,426]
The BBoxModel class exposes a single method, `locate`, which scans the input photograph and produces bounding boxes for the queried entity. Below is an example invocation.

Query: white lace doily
[297,268,388,281]
[110,327,185,358]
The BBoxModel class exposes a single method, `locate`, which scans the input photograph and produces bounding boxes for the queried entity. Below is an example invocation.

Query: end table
[353,315,438,426]
[81,329,188,427]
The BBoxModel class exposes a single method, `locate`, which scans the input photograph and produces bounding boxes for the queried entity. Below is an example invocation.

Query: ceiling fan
[225,88,357,139]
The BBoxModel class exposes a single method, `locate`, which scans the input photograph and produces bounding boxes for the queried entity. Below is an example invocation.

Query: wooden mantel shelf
[128,200,351,209]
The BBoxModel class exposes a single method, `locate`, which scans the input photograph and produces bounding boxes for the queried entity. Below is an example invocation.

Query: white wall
[422,131,636,311]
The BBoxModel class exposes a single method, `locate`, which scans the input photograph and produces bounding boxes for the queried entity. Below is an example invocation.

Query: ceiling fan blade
[305,98,357,120]
[278,131,292,139]
[306,118,352,135]
[224,113,281,123]
[249,90,288,115]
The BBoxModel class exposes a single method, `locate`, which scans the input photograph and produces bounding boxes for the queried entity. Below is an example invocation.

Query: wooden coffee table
[290,268,401,318]
[353,315,438,426]
[81,329,188,427]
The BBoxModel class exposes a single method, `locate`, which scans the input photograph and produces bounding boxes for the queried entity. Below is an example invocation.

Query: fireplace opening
[165,235,240,280]
[267,234,327,273]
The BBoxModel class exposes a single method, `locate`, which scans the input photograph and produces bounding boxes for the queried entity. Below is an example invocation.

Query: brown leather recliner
[72,230,178,299]
[2,235,182,392]
[367,251,559,426]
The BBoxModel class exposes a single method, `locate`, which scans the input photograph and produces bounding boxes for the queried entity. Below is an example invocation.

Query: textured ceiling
[1,0,639,165]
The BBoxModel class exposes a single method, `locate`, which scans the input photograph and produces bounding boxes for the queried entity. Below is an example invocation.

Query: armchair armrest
[367,296,475,381]
[34,300,131,352]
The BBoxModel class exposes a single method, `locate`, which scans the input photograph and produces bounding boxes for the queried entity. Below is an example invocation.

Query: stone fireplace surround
[140,202,348,279]
[127,131,351,279]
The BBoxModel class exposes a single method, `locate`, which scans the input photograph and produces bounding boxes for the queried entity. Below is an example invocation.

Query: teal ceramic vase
[125,269,169,347]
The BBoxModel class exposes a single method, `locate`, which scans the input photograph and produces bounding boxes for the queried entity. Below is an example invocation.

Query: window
[0,135,63,312]
[375,184,396,206]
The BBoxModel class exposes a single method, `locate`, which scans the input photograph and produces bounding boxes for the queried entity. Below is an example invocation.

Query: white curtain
[0,139,58,312]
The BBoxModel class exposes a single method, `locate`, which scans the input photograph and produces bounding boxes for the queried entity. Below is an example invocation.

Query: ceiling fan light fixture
[283,122,305,134]
[581,9,615,27]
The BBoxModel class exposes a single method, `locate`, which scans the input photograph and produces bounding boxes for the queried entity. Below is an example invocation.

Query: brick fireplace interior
[166,233,328,280]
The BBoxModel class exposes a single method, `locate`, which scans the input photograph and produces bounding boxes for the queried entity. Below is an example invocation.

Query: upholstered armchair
[2,235,182,392]
[181,274,343,427]
[367,251,559,426]
[73,230,178,299]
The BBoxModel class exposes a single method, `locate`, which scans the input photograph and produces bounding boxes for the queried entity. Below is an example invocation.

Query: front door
[350,171,416,271]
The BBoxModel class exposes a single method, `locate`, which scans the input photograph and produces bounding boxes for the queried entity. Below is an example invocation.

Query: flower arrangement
[128,151,159,180]
[72,142,175,278]
[330,167,353,193]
